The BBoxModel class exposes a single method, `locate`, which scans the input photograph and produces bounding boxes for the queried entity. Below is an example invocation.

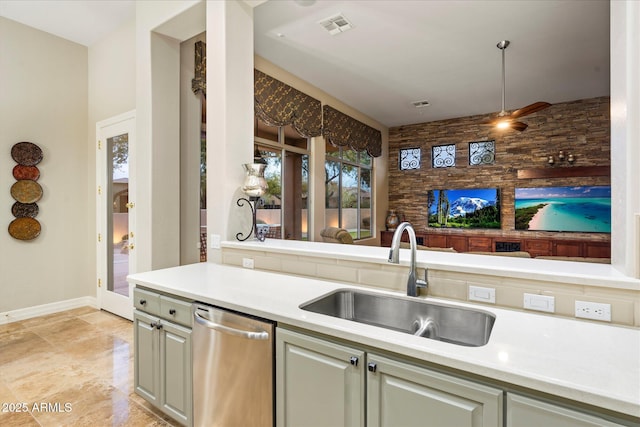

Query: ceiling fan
[484,40,551,132]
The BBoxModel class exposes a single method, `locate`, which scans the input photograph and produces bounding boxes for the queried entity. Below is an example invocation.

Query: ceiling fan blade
[510,102,551,119]
[510,121,529,132]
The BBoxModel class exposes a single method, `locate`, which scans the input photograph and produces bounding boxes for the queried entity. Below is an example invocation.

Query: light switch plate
[523,293,555,313]
[468,285,496,303]
[210,234,221,249]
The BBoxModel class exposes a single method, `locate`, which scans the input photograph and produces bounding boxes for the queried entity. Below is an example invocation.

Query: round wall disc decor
[12,164,40,181]
[10,180,43,203]
[12,202,39,218]
[8,217,41,240]
[11,142,43,166]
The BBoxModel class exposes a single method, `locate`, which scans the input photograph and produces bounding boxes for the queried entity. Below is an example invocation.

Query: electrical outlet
[575,301,611,322]
[242,258,254,269]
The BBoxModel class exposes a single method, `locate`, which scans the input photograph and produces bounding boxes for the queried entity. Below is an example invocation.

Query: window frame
[254,125,311,240]
[325,145,373,241]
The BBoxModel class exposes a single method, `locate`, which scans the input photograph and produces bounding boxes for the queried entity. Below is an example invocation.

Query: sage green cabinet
[367,353,502,427]
[506,393,627,427]
[134,288,193,426]
[276,327,502,427]
[276,327,365,427]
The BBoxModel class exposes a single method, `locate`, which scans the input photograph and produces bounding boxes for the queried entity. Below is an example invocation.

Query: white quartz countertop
[128,262,640,418]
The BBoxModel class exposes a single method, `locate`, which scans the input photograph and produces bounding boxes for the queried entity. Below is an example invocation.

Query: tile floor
[0,307,177,426]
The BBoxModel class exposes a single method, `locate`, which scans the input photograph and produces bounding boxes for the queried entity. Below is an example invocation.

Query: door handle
[194,311,269,340]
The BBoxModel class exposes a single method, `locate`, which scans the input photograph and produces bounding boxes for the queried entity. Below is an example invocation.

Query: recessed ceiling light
[318,13,354,36]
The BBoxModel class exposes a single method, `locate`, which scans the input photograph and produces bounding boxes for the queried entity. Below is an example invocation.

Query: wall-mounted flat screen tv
[427,188,500,229]
[515,186,611,233]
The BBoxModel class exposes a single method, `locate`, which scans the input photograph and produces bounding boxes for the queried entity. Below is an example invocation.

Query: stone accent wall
[388,96,610,242]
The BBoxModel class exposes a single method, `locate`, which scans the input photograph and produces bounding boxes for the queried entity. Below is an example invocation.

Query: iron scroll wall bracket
[236,196,267,241]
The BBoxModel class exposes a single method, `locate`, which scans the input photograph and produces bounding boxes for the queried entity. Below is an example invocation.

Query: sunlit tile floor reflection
[0,307,177,426]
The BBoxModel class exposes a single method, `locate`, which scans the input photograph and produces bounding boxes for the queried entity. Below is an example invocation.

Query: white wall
[0,17,90,312]
[88,18,137,289]
[135,0,204,272]
[611,0,640,278]
[180,32,206,265]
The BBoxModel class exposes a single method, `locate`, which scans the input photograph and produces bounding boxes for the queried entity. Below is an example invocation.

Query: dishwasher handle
[194,310,270,340]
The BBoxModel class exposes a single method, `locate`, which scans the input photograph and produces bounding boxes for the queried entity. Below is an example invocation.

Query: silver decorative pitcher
[241,163,268,198]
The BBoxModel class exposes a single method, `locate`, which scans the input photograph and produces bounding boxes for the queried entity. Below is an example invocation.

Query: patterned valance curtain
[322,105,382,157]
[254,70,322,138]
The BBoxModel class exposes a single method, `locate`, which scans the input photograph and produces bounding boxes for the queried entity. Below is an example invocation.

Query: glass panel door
[108,134,130,296]
[97,111,135,320]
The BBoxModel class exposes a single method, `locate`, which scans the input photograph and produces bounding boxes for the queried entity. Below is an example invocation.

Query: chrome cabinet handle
[349,356,359,366]
[139,299,146,306]
[194,311,269,340]
[367,362,377,373]
[169,309,176,315]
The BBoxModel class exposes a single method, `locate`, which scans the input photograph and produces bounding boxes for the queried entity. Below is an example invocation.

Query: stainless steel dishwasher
[192,303,275,427]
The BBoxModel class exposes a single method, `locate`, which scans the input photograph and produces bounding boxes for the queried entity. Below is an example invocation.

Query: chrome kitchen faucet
[388,222,428,297]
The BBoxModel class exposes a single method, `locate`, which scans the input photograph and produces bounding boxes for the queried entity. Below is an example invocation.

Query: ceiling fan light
[496,121,511,129]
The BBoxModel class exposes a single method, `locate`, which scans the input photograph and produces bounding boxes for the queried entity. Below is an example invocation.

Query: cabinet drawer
[160,295,192,327]
[134,288,161,316]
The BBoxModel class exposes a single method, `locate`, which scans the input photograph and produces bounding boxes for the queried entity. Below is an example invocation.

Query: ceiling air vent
[318,13,354,36]
[411,100,431,108]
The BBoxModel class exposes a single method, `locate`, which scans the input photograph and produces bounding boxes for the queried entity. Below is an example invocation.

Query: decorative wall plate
[12,164,40,181]
[11,202,39,218]
[8,217,41,240]
[11,142,43,166]
[10,180,43,203]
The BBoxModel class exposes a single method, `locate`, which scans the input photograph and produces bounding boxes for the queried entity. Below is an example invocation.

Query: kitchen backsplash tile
[221,247,639,327]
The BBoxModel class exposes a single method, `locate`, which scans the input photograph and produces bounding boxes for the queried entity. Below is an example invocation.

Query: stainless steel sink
[300,289,495,347]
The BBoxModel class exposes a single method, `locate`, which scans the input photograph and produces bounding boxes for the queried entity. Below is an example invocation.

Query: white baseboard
[0,297,98,325]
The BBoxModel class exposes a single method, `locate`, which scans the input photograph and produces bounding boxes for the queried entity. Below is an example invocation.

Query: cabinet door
[159,320,192,426]
[134,311,160,404]
[506,393,626,427]
[276,328,365,427]
[367,353,502,427]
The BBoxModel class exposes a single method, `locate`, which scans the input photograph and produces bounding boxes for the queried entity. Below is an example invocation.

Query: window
[254,121,310,240]
[325,144,372,240]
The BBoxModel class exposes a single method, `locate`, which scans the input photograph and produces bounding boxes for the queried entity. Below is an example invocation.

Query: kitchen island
[128,260,639,423]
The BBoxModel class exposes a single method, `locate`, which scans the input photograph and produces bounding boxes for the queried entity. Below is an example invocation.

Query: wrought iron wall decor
[9,141,43,240]
[469,140,495,165]
[399,148,421,170]
[432,144,456,168]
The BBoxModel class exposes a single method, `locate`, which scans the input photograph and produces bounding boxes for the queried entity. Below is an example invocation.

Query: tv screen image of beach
[427,188,500,229]
[514,186,611,233]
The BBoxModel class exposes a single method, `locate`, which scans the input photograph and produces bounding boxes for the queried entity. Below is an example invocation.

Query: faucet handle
[417,269,428,289]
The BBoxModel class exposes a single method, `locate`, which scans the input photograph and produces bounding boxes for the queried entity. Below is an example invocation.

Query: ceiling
[0,0,134,47]
[1,0,610,128]
[255,0,610,127]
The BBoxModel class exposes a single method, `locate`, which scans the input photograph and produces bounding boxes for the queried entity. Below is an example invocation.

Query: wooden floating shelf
[517,166,610,179]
